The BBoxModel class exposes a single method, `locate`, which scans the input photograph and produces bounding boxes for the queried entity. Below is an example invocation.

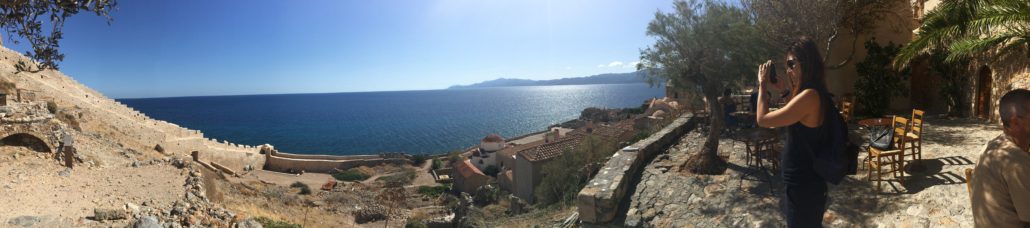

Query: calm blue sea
[119,83,664,155]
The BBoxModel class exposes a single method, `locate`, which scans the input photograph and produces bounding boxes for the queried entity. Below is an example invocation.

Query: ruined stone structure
[0,102,61,153]
[260,145,410,173]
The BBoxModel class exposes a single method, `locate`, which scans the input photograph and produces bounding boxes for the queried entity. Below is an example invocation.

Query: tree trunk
[682,86,728,175]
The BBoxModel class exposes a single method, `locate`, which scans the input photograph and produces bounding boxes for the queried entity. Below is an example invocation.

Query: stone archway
[0,132,53,153]
[975,66,993,120]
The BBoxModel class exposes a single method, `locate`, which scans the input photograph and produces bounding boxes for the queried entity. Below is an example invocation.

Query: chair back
[892,116,910,149]
[965,168,974,198]
[911,109,925,136]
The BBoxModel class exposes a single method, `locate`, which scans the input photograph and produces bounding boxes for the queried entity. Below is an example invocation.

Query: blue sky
[4,0,676,98]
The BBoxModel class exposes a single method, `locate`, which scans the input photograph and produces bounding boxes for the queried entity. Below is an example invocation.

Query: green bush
[332,169,371,182]
[447,151,463,166]
[253,216,301,228]
[431,158,442,170]
[854,39,909,116]
[482,165,499,177]
[377,169,417,186]
[405,219,428,228]
[535,135,616,206]
[417,185,450,197]
[411,154,429,166]
[290,181,311,195]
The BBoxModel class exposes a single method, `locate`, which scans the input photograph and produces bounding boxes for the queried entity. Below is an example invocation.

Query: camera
[768,63,778,84]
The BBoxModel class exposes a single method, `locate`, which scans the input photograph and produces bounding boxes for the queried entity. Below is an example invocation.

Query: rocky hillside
[0,46,260,170]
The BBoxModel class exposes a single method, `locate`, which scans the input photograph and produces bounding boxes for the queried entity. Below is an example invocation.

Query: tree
[742,0,902,69]
[894,0,1030,66]
[534,135,616,205]
[0,0,117,72]
[638,0,768,174]
[853,39,908,116]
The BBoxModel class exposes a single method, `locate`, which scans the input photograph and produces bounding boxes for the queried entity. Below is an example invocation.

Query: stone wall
[194,149,264,173]
[577,114,697,224]
[0,47,264,170]
[262,154,409,173]
[271,151,380,161]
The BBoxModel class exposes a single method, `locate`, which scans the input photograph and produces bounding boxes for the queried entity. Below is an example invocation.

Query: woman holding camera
[755,36,832,227]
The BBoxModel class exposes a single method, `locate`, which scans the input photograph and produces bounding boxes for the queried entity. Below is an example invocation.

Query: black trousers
[783,181,828,228]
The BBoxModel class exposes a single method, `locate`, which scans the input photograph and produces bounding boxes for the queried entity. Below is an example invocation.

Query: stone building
[452,158,491,193]
[511,123,634,204]
[471,134,505,171]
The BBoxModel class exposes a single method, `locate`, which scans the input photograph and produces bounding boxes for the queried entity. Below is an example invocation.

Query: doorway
[975,66,993,119]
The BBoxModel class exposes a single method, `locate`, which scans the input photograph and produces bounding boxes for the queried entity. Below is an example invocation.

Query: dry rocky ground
[626,117,997,227]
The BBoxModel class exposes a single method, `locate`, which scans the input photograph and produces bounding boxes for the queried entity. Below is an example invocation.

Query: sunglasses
[786,59,797,69]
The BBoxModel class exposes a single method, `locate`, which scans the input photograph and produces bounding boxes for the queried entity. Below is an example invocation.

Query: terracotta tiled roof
[482,134,505,143]
[454,159,485,178]
[517,134,585,162]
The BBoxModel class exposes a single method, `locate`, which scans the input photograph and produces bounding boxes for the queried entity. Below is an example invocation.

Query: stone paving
[624,118,998,227]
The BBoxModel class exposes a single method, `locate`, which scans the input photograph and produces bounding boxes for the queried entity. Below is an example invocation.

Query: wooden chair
[867,116,910,191]
[908,109,925,162]
[965,168,974,198]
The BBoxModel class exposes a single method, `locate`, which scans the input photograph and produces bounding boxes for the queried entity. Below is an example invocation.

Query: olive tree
[0,0,117,72]
[638,0,769,174]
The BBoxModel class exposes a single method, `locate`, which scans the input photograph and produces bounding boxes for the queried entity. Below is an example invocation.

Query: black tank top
[781,92,826,186]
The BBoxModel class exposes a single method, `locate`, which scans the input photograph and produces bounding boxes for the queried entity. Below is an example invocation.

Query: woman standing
[755,36,832,227]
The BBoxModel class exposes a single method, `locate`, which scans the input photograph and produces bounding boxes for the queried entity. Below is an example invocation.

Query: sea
[118,83,665,155]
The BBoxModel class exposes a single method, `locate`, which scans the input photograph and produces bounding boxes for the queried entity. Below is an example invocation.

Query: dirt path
[0,146,186,227]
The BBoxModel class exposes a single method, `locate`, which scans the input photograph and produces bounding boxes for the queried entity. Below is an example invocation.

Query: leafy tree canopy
[0,0,117,71]
[895,0,1030,66]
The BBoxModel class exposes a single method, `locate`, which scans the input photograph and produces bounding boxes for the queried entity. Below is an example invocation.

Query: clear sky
[4,0,676,98]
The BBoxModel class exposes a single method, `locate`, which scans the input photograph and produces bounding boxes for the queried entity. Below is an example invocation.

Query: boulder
[7,216,41,227]
[92,208,127,221]
[236,218,263,228]
[132,216,160,228]
[57,168,71,177]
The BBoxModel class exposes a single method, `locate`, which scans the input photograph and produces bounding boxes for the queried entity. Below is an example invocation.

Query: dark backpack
[811,93,859,185]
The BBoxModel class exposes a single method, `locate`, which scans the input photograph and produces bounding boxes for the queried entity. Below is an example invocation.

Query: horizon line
[115,82,658,100]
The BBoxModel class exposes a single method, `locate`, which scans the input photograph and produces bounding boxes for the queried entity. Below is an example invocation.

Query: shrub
[431,158,442,170]
[290,181,311,195]
[416,185,450,197]
[411,154,429,166]
[482,165,499,177]
[447,151,463,166]
[253,216,301,228]
[534,135,616,206]
[332,169,371,182]
[46,101,58,114]
[405,219,428,228]
[377,169,417,186]
[854,39,909,116]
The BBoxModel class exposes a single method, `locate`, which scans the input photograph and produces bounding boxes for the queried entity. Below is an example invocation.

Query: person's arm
[754,61,818,128]
[1004,153,1030,222]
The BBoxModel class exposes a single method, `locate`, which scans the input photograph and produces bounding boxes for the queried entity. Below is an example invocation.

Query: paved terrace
[622,118,995,227]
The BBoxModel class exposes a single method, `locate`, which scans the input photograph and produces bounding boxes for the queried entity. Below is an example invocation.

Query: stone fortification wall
[0,47,262,169]
[577,114,698,224]
[263,155,409,173]
[195,148,264,173]
[271,152,380,160]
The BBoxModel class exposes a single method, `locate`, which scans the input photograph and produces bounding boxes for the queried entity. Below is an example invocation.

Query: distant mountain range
[448,71,651,89]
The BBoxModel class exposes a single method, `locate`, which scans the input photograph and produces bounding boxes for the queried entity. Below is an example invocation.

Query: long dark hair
[787,36,829,97]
